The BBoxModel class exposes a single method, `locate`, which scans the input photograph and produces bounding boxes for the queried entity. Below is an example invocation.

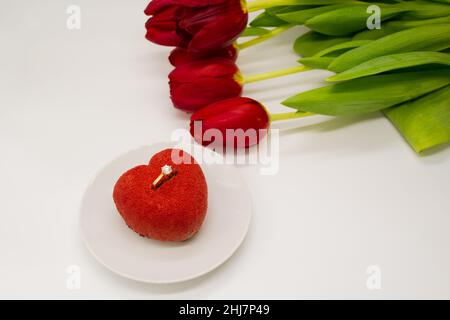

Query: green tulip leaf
[250,8,290,27]
[298,56,336,69]
[352,23,404,40]
[329,24,450,72]
[397,0,450,19]
[276,2,363,25]
[294,31,351,57]
[250,5,313,27]
[328,52,450,81]
[305,5,407,36]
[383,85,450,153]
[241,27,271,37]
[388,15,450,28]
[282,69,450,116]
[314,40,372,57]
[353,15,450,41]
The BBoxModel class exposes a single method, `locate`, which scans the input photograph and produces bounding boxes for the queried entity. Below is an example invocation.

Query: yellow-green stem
[247,0,303,12]
[270,111,314,122]
[238,25,294,50]
[244,65,308,84]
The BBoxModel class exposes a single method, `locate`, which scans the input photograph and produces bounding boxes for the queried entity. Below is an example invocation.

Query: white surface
[81,143,251,284]
[0,0,449,299]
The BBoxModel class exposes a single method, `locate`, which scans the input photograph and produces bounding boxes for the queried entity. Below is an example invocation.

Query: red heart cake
[113,148,208,242]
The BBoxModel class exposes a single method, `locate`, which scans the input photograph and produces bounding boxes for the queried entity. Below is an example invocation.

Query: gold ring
[152,165,176,189]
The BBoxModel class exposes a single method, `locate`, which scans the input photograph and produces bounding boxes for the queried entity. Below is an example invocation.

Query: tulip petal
[145,0,228,15]
[188,6,248,50]
[179,6,224,36]
[146,20,183,46]
[168,45,238,66]
[145,6,184,46]
[169,58,239,83]
[170,78,242,111]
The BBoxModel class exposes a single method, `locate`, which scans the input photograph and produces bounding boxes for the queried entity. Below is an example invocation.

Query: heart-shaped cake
[113,148,208,242]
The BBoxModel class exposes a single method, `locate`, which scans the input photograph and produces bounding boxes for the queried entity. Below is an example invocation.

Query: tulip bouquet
[145,0,450,154]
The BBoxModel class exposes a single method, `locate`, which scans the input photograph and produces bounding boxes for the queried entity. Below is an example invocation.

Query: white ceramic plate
[80,142,252,283]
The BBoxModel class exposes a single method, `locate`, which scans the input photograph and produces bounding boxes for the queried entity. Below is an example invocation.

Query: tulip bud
[169,45,238,66]
[190,97,270,148]
[169,58,243,112]
[145,0,248,51]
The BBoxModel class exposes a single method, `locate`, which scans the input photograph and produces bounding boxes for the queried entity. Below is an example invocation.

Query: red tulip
[190,97,270,148]
[169,45,238,66]
[169,58,243,112]
[145,0,248,51]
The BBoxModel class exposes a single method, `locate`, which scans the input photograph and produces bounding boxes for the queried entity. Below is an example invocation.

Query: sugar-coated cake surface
[113,148,208,242]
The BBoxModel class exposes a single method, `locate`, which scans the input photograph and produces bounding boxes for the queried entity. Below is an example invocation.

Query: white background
[1,0,449,299]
